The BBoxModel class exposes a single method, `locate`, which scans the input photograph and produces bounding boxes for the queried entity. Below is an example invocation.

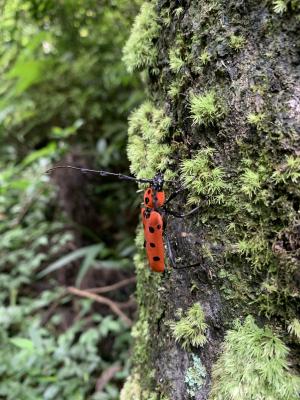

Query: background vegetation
[0,0,143,398]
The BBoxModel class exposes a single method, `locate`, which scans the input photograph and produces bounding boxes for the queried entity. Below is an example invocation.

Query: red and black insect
[46,166,200,273]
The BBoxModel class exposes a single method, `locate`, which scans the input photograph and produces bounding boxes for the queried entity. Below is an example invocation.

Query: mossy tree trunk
[121,1,300,399]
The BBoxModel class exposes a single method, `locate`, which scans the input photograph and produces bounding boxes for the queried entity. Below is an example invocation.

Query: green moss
[189,90,224,126]
[288,319,300,340]
[168,303,207,349]
[180,148,227,205]
[127,101,172,179]
[247,112,266,128]
[240,169,262,197]
[199,49,211,65]
[185,354,206,398]
[229,34,246,50]
[168,79,181,98]
[237,233,273,270]
[120,374,142,400]
[210,316,300,400]
[123,2,160,72]
[169,48,185,73]
[273,0,288,13]
[174,7,184,17]
[272,155,300,184]
[120,373,163,400]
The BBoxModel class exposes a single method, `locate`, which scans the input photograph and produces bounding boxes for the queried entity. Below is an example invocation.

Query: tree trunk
[121,1,300,399]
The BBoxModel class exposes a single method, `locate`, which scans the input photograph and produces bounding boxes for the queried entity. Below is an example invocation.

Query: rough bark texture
[121,1,300,399]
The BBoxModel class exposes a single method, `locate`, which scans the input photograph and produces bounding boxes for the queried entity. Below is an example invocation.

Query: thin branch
[67,286,133,327]
[95,363,121,393]
[85,276,136,294]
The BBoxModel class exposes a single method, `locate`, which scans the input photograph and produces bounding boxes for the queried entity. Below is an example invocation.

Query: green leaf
[38,244,104,278]
[21,142,57,167]
[75,244,102,287]
[10,337,34,351]
[7,59,52,94]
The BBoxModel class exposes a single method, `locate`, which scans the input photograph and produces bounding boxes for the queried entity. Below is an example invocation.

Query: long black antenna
[46,165,154,184]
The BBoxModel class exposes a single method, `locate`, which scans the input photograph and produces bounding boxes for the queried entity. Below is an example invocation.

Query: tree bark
[122,1,300,399]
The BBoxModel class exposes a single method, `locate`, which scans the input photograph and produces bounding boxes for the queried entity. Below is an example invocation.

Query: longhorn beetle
[46,166,201,273]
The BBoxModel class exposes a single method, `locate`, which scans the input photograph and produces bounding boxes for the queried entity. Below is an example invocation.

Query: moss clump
[127,101,172,179]
[272,155,300,184]
[168,303,207,349]
[247,112,266,128]
[185,354,207,398]
[189,90,224,125]
[229,34,245,50]
[210,316,300,400]
[120,373,162,400]
[239,168,263,198]
[168,79,182,98]
[288,319,300,340]
[180,148,227,205]
[199,49,211,65]
[123,2,160,72]
[273,0,288,13]
[120,374,142,400]
[169,48,185,73]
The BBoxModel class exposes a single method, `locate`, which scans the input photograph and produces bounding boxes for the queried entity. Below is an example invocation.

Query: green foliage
[1,314,129,400]
[127,101,172,178]
[185,354,206,398]
[181,148,227,205]
[189,90,224,125]
[169,303,207,349]
[210,316,300,400]
[0,1,142,398]
[123,2,160,72]
[229,34,245,50]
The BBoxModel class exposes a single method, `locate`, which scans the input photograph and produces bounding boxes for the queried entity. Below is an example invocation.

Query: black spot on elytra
[147,189,151,194]
[149,227,155,233]
[150,242,156,248]
[145,197,149,204]
[157,224,161,229]
[153,256,160,261]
